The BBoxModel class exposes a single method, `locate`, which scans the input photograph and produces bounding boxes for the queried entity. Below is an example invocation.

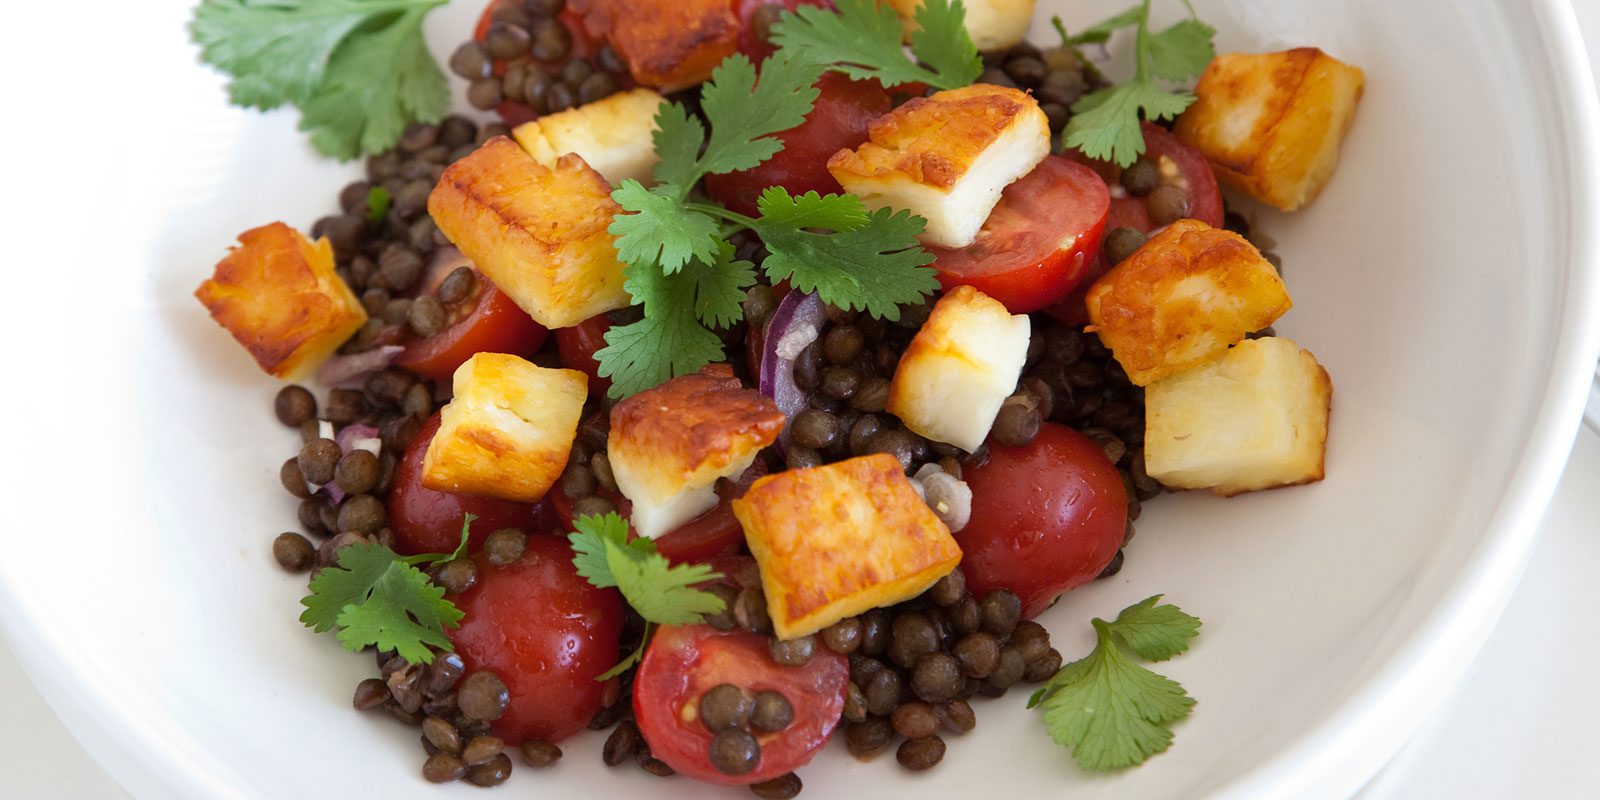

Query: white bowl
[3,0,1598,798]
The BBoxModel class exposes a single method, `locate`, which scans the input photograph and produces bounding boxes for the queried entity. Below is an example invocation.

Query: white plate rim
[1,1,1597,797]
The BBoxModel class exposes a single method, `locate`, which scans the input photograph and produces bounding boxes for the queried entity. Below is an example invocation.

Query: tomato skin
[387,414,546,555]
[957,423,1127,618]
[548,461,768,565]
[705,72,891,217]
[449,536,626,744]
[928,156,1110,313]
[634,624,848,785]
[554,314,612,393]
[396,283,548,381]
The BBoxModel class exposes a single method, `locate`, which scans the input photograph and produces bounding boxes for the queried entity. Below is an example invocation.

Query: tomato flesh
[387,414,546,555]
[927,156,1110,313]
[705,72,891,217]
[548,461,768,565]
[957,423,1127,618]
[634,624,847,785]
[450,536,625,744]
[396,280,548,381]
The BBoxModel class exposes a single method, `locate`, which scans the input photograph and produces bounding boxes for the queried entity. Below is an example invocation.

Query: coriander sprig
[1028,595,1202,771]
[599,47,939,399]
[299,514,477,665]
[568,513,729,679]
[190,0,450,160]
[771,0,982,91]
[1058,0,1217,167]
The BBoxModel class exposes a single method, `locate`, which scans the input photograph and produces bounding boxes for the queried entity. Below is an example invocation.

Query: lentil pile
[450,0,630,117]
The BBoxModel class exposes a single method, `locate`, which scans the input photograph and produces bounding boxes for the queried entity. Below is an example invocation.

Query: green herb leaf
[1038,618,1196,771]
[597,621,654,681]
[697,52,824,177]
[682,241,758,328]
[364,185,391,224]
[650,102,709,189]
[1058,0,1217,167]
[190,0,449,160]
[567,514,728,626]
[755,195,939,320]
[595,292,726,398]
[752,188,871,232]
[610,181,723,274]
[300,540,464,665]
[771,0,980,91]
[1104,594,1202,662]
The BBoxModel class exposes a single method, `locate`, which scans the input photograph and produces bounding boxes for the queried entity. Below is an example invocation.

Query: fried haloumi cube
[1144,337,1331,496]
[1173,48,1365,211]
[885,0,1037,51]
[428,137,631,329]
[608,364,785,539]
[887,286,1030,452]
[828,84,1049,248]
[734,453,962,640]
[422,353,587,503]
[194,222,367,380]
[1085,219,1291,386]
[570,0,738,92]
[512,88,665,186]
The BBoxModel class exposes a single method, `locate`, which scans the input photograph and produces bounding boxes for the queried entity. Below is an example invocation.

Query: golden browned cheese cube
[427,137,630,329]
[1144,336,1331,496]
[194,222,367,380]
[608,364,785,539]
[1173,48,1365,211]
[1085,219,1291,386]
[733,454,962,640]
[570,0,738,92]
[828,84,1049,248]
[422,352,588,503]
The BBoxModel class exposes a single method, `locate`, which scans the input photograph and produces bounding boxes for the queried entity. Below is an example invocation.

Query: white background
[2,3,1598,799]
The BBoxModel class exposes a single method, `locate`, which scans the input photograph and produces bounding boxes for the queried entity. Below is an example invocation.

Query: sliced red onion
[323,424,382,504]
[315,345,404,388]
[758,291,827,441]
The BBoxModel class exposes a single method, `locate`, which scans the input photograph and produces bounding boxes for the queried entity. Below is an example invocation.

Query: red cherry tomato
[926,156,1110,313]
[734,0,834,62]
[473,0,612,127]
[957,423,1127,618]
[1071,122,1223,233]
[450,536,625,744]
[554,314,612,392]
[395,275,548,381]
[633,624,848,785]
[387,414,546,555]
[705,72,891,217]
[548,461,768,565]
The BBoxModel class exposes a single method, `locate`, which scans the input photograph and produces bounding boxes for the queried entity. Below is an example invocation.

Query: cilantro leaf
[753,188,870,231]
[1038,619,1196,771]
[611,181,723,274]
[301,540,464,665]
[567,514,728,626]
[595,296,725,398]
[1105,594,1202,662]
[1058,0,1217,167]
[771,0,979,91]
[597,621,653,681]
[651,102,708,189]
[755,195,939,320]
[697,52,824,177]
[364,185,391,224]
[191,0,449,160]
[1145,18,1216,81]
[682,242,757,328]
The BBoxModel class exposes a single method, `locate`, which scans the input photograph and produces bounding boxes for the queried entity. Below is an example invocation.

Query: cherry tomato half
[705,72,891,217]
[387,414,546,555]
[634,624,848,785]
[927,156,1110,313]
[1071,122,1224,233]
[395,255,548,381]
[548,460,769,565]
[554,313,612,393]
[450,536,625,744]
[957,423,1127,619]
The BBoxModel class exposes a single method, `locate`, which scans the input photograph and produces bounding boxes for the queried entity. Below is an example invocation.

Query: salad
[190,0,1362,793]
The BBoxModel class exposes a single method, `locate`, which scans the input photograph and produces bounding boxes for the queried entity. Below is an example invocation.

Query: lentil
[1147,184,1190,226]
[422,753,466,783]
[988,647,1026,690]
[462,734,505,766]
[750,772,803,800]
[483,528,527,566]
[859,610,889,656]
[734,587,771,634]
[709,728,761,775]
[1098,549,1125,579]
[1103,226,1146,265]
[280,458,313,499]
[991,400,1041,447]
[769,635,816,667]
[1024,648,1064,683]
[298,438,342,486]
[937,699,977,734]
[273,532,316,572]
[897,736,946,771]
[326,388,367,424]
[274,385,317,427]
[704,584,741,631]
[422,716,463,755]
[822,618,863,654]
[843,683,869,723]
[1121,158,1160,196]
[334,450,380,495]
[338,494,386,535]
[520,739,562,768]
[699,684,754,731]
[465,753,512,787]
[911,652,964,703]
[791,409,840,450]
[531,19,572,62]
[891,701,940,739]
[298,497,331,536]
[751,690,795,732]
[928,570,965,607]
[845,718,894,759]
[889,612,940,668]
[353,678,391,710]
[457,671,510,722]
[951,632,1000,679]
[863,668,903,717]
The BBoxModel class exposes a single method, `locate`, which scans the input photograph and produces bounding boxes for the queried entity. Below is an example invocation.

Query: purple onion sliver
[758,291,826,452]
[315,345,405,388]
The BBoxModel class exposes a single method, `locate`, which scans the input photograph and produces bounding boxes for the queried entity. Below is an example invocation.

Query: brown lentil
[1103,226,1146,265]
[422,716,463,755]
[465,753,513,787]
[768,635,816,667]
[353,677,391,710]
[704,584,741,631]
[699,684,754,731]
[951,632,1000,679]
[897,736,946,771]
[280,458,312,499]
[937,699,977,734]
[272,532,316,572]
[422,753,466,783]
[979,590,1022,637]
[1024,648,1064,683]
[434,558,478,594]
[1121,158,1160,196]
[298,439,342,486]
[888,612,940,668]
[734,588,771,634]
[709,728,761,776]
[531,18,572,62]
[1147,184,1190,226]
[750,690,795,733]
[601,720,641,766]
[333,450,380,495]
[850,377,890,413]
[462,734,505,766]
[791,409,840,450]
[859,610,890,656]
[298,497,330,536]
[317,532,366,569]
[822,618,863,654]
[449,42,492,79]
[928,570,966,607]
[845,718,894,759]
[911,652,964,703]
[572,494,617,518]
[988,647,1026,690]
[1098,549,1126,579]
[457,671,509,722]
[520,739,562,768]
[863,668,903,717]
[991,400,1042,447]
[338,495,386,535]
[843,683,869,723]
[750,772,803,800]
[483,528,527,566]
[326,388,367,424]
[274,385,317,427]
[891,701,940,739]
